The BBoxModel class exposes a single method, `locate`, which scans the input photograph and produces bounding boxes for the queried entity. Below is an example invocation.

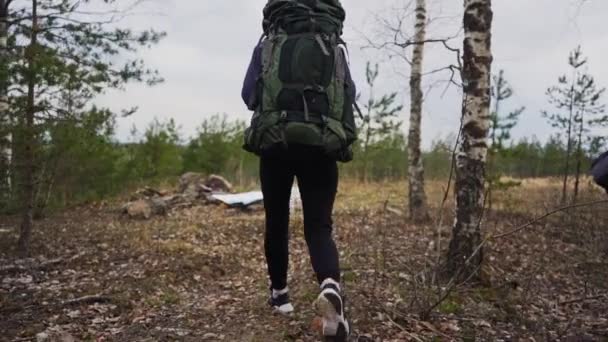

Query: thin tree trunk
[238,154,244,189]
[487,73,502,211]
[18,0,38,256]
[0,0,10,208]
[407,0,430,222]
[446,0,493,282]
[363,119,372,183]
[573,107,584,204]
[487,108,499,211]
[561,79,576,204]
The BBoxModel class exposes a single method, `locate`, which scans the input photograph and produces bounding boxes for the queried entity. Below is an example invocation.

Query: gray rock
[36,332,49,342]
[179,172,205,193]
[124,200,152,219]
[204,174,232,193]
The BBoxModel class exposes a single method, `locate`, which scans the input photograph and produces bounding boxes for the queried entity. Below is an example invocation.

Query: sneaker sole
[313,291,349,341]
[271,303,294,315]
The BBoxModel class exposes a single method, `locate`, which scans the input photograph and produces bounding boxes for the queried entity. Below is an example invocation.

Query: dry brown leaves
[0,180,607,341]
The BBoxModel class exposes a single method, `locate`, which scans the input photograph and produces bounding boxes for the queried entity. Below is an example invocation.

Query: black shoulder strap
[353,102,365,121]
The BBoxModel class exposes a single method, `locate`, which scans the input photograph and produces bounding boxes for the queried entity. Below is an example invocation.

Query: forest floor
[1,179,608,342]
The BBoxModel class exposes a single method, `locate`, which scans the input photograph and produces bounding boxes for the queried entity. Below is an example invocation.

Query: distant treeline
[0,112,592,214]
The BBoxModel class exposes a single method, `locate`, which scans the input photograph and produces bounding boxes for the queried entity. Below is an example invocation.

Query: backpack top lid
[263,0,345,35]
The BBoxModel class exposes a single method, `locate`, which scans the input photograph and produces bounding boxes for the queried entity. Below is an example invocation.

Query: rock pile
[122,173,233,220]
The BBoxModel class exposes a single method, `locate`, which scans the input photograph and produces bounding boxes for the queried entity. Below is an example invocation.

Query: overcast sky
[96,0,608,149]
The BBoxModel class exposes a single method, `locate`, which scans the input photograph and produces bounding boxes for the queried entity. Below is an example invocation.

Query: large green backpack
[243,0,357,162]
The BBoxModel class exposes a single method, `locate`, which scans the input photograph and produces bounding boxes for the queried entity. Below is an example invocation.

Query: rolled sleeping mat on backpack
[591,151,608,193]
[263,0,345,35]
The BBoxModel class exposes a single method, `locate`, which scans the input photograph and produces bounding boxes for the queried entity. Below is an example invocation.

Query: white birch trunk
[0,0,11,204]
[407,0,430,222]
[446,0,493,281]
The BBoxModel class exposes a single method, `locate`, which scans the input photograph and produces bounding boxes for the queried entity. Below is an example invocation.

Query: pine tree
[543,46,606,204]
[358,62,403,183]
[571,74,606,202]
[6,0,164,255]
[487,70,524,209]
[136,118,182,180]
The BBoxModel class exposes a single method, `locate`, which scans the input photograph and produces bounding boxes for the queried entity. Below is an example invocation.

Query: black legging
[260,147,340,290]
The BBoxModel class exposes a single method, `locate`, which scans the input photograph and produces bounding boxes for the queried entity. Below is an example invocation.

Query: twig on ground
[391,307,454,340]
[0,258,63,274]
[386,315,425,342]
[492,199,608,239]
[62,295,112,306]
[559,294,607,306]
[422,198,608,319]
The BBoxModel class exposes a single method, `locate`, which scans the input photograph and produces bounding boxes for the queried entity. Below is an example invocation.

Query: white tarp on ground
[211,191,264,208]
[210,186,302,210]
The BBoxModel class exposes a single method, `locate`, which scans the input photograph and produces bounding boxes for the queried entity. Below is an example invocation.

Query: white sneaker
[313,279,350,341]
[268,288,294,314]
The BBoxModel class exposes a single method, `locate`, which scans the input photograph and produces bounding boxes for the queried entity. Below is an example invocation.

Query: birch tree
[407,0,430,222]
[366,1,460,221]
[446,0,493,281]
[0,0,9,208]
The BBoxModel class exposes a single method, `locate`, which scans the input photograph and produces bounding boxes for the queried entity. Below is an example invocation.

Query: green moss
[473,287,499,302]
[438,299,462,314]
[159,287,181,305]
[301,287,318,303]
[343,270,357,283]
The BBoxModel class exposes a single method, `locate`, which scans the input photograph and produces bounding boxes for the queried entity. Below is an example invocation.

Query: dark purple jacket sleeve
[342,50,357,100]
[241,42,357,111]
[242,43,263,111]
[591,151,608,192]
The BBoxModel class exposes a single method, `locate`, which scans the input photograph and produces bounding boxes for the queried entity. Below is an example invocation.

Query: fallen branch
[392,308,454,340]
[455,199,608,273]
[0,258,63,275]
[421,199,608,320]
[386,315,425,342]
[61,295,112,306]
[386,206,404,217]
[492,199,608,239]
[559,294,607,306]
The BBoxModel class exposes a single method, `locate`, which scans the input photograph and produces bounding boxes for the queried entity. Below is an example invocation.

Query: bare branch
[492,199,608,239]
[62,295,112,306]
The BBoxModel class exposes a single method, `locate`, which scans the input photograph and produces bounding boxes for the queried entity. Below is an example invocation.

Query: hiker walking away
[241,0,357,340]
[591,151,608,193]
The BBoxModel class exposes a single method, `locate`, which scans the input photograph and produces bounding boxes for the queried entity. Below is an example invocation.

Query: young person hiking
[241,0,357,339]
